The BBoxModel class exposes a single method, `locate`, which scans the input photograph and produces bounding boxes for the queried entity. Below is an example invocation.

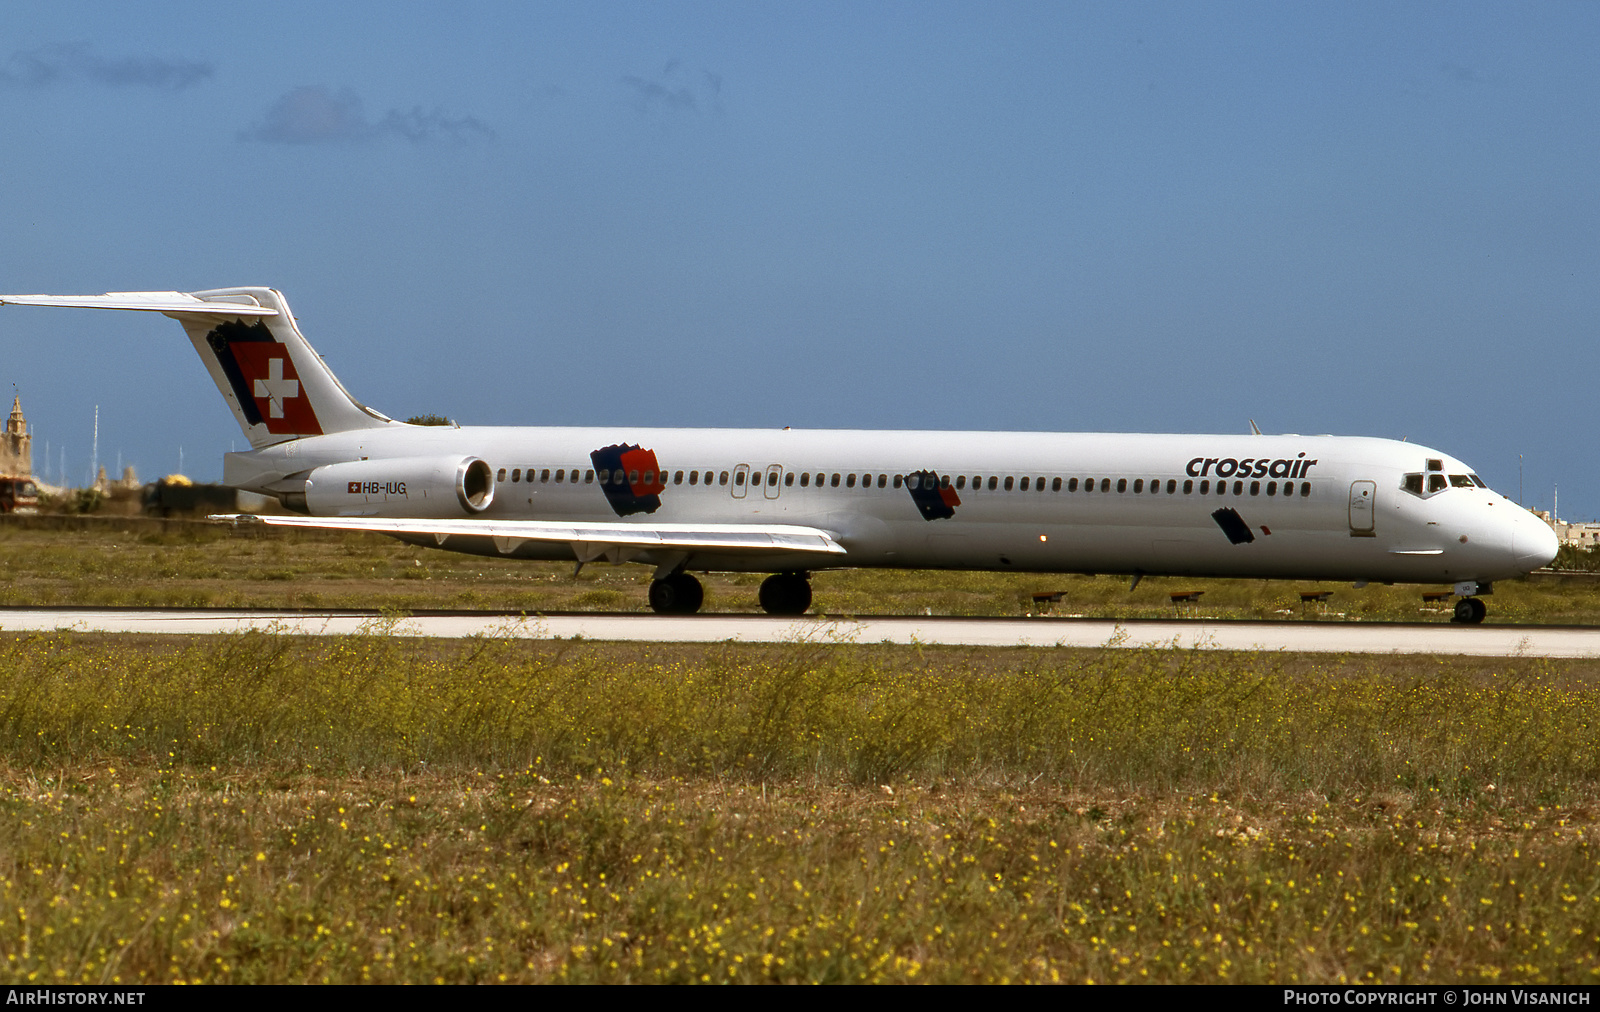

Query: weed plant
[1,632,1598,983]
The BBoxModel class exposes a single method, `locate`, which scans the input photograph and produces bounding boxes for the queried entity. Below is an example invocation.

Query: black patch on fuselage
[590,443,664,517]
[1211,507,1256,545]
[206,319,276,427]
[907,469,959,521]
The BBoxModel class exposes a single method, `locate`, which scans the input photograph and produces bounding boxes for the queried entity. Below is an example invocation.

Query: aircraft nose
[1513,515,1560,573]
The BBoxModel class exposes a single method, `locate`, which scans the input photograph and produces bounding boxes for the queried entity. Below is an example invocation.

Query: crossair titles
[1186,453,1317,480]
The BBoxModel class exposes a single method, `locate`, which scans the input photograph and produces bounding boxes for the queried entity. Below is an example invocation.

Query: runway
[1,607,1597,657]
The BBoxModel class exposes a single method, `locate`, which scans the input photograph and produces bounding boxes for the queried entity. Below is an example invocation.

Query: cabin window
[941,475,952,489]
[1250,480,1260,496]
[1052,477,1061,491]
[1116,478,1127,493]
[1266,481,1277,496]
[1034,476,1044,492]
[1132,479,1143,493]
[786,472,796,487]
[510,468,520,482]
[1001,476,1012,491]
[735,471,746,486]
[986,476,997,491]
[1232,481,1243,496]
[1167,479,1177,494]
[1020,476,1031,491]
[674,470,684,484]
[1068,478,1078,491]
[878,474,888,488]
[1300,482,1311,497]
[584,469,594,484]
[1084,478,1094,493]
[1182,479,1192,494]
[554,469,564,482]
[497,468,507,482]
[896,475,905,489]
[955,475,966,490]
[719,471,730,486]
[689,471,700,485]
[830,473,841,488]
[799,472,809,487]
[1100,479,1111,492]
[846,473,856,488]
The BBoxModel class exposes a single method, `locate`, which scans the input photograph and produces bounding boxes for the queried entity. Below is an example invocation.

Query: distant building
[0,396,30,476]
[1533,509,1600,549]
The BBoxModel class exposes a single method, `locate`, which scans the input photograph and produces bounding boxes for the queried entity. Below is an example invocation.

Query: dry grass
[2,632,1599,983]
[0,517,1590,621]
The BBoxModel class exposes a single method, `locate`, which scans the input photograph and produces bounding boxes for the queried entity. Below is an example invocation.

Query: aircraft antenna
[1248,419,1262,436]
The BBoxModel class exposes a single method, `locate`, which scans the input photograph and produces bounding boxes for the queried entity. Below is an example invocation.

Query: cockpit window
[1428,473,1447,493]
[1402,473,1424,496]
[1449,474,1474,488]
[1469,474,1486,488]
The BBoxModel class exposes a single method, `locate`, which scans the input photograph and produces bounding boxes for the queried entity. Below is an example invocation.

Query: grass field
[2,632,1599,984]
[1,515,1596,622]
[1,519,1598,984]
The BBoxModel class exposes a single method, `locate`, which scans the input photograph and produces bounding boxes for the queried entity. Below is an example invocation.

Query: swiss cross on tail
[206,320,323,436]
[907,469,960,520]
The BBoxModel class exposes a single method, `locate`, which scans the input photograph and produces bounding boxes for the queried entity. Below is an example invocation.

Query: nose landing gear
[1449,581,1492,624]
[1452,597,1487,624]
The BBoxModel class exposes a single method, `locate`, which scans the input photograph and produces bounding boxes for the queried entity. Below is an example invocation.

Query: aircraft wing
[211,513,847,560]
[0,292,277,317]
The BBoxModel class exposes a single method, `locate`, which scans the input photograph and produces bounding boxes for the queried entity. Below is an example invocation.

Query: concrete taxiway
[0,608,1597,657]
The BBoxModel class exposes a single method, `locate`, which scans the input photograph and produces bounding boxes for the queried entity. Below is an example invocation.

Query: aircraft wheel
[1452,596,1487,625]
[648,573,704,615]
[758,573,812,616]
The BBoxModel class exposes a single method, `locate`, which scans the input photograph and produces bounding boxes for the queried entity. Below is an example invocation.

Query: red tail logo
[229,341,322,435]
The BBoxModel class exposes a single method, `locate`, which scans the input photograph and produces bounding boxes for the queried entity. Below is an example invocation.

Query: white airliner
[0,287,1558,623]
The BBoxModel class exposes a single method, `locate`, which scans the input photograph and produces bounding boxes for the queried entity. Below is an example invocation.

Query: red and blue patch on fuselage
[591,443,666,516]
[907,469,960,521]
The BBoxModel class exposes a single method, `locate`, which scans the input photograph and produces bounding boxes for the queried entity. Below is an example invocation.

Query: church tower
[1,396,31,476]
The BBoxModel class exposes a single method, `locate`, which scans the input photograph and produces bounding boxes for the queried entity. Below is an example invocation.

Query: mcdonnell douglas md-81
[0,288,1558,623]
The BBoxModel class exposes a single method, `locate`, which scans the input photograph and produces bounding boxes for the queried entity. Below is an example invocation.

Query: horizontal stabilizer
[212,514,848,557]
[0,292,277,317]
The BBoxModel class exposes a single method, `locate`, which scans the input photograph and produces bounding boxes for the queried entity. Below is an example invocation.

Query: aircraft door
[764,464,783,499]
[732,464,750,499]
[1348,480,1376,537]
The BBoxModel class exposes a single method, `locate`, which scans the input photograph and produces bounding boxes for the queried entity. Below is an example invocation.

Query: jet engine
[304,456,495,517]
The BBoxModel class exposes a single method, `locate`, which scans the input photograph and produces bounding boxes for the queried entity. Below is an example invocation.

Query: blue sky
[1,2,1595,515]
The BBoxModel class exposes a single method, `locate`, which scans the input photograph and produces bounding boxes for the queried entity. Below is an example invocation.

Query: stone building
[0,397,30,476]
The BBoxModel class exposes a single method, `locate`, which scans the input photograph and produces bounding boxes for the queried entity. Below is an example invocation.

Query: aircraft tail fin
[0,288,394,447]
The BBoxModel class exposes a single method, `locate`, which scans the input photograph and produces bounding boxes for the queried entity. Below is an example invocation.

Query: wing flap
[212,513,847,556]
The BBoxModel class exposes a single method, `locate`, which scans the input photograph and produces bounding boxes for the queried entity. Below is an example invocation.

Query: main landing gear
[646,571,814,616]
[758,572,812,616]
[648,572,704,615]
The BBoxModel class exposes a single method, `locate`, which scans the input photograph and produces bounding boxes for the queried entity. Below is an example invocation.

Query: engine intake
[304,456,495,518]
